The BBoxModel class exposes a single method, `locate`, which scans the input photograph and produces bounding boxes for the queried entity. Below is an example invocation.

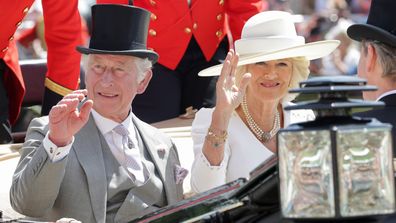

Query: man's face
[85,54,150,122]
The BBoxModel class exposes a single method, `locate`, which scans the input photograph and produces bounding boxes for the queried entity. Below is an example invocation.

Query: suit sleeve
[10,117,69,217]
[40,0,82,114]
[225,0,263,41]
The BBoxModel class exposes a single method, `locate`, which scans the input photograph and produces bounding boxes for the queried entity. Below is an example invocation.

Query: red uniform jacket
[97,0,263,70]
[0,0,82,124]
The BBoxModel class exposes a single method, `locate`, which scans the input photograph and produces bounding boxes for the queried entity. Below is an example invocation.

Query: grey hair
[235,57,310,102]
[82,54,153,82]
[134,57,153,82]
[362,40,396,80]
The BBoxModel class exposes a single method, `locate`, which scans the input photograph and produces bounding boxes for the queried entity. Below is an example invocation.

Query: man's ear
[136,70,152,94]
[366,43,378,73]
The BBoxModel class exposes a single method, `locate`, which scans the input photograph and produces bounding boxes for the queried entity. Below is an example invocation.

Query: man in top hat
[9,4,184,223]
[347,0,396,152]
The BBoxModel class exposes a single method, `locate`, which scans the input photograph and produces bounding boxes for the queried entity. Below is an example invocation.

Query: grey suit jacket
[10,114,183,223]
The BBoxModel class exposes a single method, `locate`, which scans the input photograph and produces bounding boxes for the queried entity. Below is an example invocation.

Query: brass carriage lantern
[278,76,395,221]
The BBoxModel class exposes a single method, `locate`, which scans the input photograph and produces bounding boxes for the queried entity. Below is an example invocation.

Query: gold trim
[45,78,74,96]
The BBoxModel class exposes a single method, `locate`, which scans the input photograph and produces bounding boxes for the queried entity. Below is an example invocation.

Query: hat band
[89,41,147,51]
[235,36,305,56]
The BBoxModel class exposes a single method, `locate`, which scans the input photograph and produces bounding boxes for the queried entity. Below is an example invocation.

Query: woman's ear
[136,69,153,94]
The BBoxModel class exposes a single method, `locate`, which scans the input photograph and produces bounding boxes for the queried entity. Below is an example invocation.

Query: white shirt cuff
[43,133,74,162]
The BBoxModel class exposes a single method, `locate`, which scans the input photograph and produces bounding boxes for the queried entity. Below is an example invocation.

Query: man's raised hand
[48,89,93,146]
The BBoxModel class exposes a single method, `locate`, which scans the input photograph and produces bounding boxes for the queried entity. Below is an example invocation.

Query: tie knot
[113,124,129,137]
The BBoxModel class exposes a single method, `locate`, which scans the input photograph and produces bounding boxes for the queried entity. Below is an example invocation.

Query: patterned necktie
[113,124,145,183]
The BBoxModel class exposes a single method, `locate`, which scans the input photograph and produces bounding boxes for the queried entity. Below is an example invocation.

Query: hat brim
[76,46,159,64]
[198,40,340,77]
[347,24,396,47]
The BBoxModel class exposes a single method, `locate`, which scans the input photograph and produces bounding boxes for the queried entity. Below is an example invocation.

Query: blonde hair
[235,57,310,102]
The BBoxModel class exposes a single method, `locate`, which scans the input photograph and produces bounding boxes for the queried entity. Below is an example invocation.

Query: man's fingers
[63,93,86,101]
[70,89,88,95]
[79,99,94,122]
[49,104,67,116]
[57,98,80,109]
[58,89,87,103]
[49,98,80,122]
[49,104,68,123]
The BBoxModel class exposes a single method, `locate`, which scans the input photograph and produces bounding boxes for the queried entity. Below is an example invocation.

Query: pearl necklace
[241,95,280,143]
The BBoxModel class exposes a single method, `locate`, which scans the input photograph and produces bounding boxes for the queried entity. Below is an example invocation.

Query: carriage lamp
[278,76,395,221]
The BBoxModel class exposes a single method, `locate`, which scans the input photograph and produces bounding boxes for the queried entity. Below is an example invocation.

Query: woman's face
[246,59,293,102]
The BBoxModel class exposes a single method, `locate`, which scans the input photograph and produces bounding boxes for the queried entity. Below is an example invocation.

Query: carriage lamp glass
[279,130,335,218]
[337,128,394,216]
[278,76,395,220]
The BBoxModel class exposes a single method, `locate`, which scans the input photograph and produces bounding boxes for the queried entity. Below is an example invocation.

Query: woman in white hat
[190,11,340,193]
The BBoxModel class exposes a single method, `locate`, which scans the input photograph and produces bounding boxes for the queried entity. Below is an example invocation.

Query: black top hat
[347,0,396,47]
[77,4,158,63]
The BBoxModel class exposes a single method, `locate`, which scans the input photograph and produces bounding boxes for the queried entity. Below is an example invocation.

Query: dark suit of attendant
[354,93,396,154]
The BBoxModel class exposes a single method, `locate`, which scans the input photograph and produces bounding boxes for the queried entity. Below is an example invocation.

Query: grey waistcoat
[102,129,166,223]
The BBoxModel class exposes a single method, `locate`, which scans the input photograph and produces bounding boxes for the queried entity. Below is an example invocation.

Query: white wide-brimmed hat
[199,11,340,76]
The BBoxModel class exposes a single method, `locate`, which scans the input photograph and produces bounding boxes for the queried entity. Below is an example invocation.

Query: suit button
[2,47,9,52]
[16,21,22,27]
[217,14,223,21]
[219,0,224,6]
[150,13,157,21]
[216,30,223,38]
[150,0,156,6]
[23,7,29,14]
[193,23,198,30]
[184,27,192,34]
[9,36,14,41]
[149,29,157,37]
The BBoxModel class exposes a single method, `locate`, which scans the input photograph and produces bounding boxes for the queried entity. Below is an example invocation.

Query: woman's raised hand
[215,50,251,115]
[204,50,251,165]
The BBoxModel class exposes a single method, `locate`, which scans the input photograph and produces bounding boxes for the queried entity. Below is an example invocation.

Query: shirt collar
[377,90,396,101]
[91,109,134,136]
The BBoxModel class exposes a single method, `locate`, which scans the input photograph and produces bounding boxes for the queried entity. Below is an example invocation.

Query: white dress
[190,104,315,193]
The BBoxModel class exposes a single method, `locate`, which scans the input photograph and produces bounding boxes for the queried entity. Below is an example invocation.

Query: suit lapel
[73,115,107,223]
[131,115,183,203]
[132,115,167,184]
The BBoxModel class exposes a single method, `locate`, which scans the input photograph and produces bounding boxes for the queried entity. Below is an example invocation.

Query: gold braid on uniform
[45,77,76,96]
